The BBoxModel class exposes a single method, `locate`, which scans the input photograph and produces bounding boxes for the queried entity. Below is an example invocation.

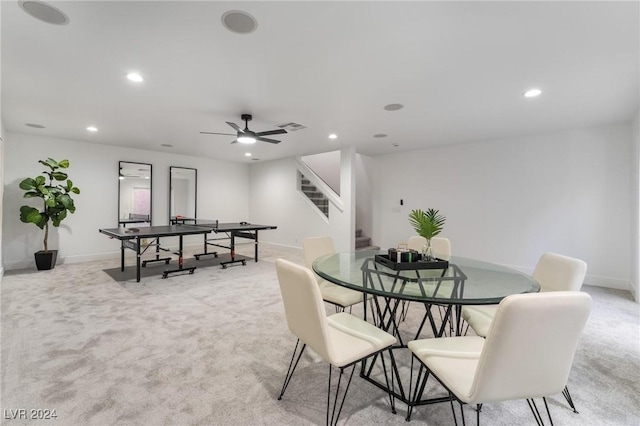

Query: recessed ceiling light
[161,143,173,147]
[19,1,69,25]
[245,152,252,157]
[384,104,404,111]
[328,134,337,139]
[222,10,258,34]
[126,72,144,82]
[373,134,388,138]
[86,126,98,132]
[523,88,542,98]
[25,123,45,129]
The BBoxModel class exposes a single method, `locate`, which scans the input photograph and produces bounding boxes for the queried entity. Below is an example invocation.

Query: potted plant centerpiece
[408,208,446,261]
[19,158,80,270]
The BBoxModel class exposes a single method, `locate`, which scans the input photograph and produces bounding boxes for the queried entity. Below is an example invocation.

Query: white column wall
[337,147,355,252]
[0,123,4,280]
[368,123,633,290]
[632,111,640,301]
[2,132,249,269]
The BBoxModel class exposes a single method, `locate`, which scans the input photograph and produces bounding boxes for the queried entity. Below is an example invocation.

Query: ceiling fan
[200,114,287,144]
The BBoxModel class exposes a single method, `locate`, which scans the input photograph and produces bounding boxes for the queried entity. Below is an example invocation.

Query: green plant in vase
[408,208,446,260]
[19,158,80,270]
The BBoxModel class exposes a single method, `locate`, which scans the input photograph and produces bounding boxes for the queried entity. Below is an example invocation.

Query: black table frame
[170,219,277,269]
[358,258,468,406]
[99,225,213,282]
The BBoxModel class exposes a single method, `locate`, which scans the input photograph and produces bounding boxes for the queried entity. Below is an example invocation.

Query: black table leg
[162,235,196,278]
[120,240,125,272]
[254,231,259,261]
[136,237,141,282]
[220,231,246,269]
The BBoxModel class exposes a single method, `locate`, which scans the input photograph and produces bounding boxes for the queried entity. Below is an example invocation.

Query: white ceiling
[2,1,638,163]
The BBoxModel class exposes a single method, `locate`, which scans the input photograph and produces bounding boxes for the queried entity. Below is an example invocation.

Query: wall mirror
[170,166,197,222]
[118,161,152,227]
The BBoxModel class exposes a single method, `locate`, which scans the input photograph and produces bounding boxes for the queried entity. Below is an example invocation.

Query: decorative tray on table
[374,254,449,271]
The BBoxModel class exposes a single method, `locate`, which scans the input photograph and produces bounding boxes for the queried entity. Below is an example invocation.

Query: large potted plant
[19,158,80,270]
[408,208,446,260]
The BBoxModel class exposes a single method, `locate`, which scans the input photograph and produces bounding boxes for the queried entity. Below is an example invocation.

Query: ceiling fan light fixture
[237,135,257,144]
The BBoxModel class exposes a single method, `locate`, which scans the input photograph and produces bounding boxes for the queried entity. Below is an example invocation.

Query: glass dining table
[313,250,540,405]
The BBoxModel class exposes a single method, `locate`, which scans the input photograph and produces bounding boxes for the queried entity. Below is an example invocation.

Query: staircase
[356,229,380,251]
[300,174,329,217]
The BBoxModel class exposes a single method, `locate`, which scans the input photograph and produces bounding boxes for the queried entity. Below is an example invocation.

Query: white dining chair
[407,291,592,424]
[303,236,370,312]
[275,258,397,425]
[406,236,452,260]
[461,252,588,412]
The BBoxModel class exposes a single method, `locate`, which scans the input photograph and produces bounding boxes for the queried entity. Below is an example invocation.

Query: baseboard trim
[497,264,633,294]
[3,242,297,271]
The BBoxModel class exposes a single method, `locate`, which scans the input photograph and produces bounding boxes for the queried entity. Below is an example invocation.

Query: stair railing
[296,158,344,215]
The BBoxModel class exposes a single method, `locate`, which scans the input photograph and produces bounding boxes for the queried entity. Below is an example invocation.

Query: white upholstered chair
[303,236,369,311]
[407,291,592,424]
[461,252,588,412]
[275,259,397,426]
[406,236,452,260]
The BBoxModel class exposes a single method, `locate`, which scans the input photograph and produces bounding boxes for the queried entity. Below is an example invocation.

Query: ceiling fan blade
[257,136,281,144]
[256,129,287,136]
[230,139,238,144]
[226,121,244,133]
[200,131,236,136]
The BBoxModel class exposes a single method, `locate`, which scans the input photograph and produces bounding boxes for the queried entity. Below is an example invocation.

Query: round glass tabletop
[313,251,540,305]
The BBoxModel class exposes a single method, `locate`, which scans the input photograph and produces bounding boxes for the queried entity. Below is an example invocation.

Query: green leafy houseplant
[408,208,446,260]
[19,158,80,266]
[408,208,446,240]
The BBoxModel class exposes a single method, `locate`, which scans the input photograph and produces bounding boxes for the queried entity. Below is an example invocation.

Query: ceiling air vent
[277,122,307,132]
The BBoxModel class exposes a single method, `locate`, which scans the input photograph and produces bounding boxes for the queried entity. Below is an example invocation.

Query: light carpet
[1,244,639,425]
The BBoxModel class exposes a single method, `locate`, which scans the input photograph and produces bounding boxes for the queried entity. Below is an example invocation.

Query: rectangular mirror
[170,166,197,222]
[118,161,152,227]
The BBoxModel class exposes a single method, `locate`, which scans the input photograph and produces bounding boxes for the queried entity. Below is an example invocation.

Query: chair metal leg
[406,355,431,421]
[458,401,467,426]
[527,397,554,426]
[327,364,356,426]
[278,339,307,400]
[447,393,458,426]
[562,385,579,413]
[379,349,396,414]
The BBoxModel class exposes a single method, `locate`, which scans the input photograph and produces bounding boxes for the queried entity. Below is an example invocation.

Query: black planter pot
[34,250,58,270]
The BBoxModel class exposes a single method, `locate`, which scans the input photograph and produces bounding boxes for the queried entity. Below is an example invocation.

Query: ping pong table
[169,219,278,269]
[99,220,277,282]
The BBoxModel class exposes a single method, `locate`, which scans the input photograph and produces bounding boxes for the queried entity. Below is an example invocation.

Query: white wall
[301,151,341,194]
[2,132,250,269]
[355,154,374,243]
[249,157,331,248]
[249,148,355,252]
[631,111,640,301]
[368,123,633,290]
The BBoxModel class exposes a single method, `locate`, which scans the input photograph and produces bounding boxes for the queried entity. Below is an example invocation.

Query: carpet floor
[1,244,639,425]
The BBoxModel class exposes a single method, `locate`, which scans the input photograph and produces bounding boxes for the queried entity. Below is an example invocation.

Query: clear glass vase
[422,239,434,261]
